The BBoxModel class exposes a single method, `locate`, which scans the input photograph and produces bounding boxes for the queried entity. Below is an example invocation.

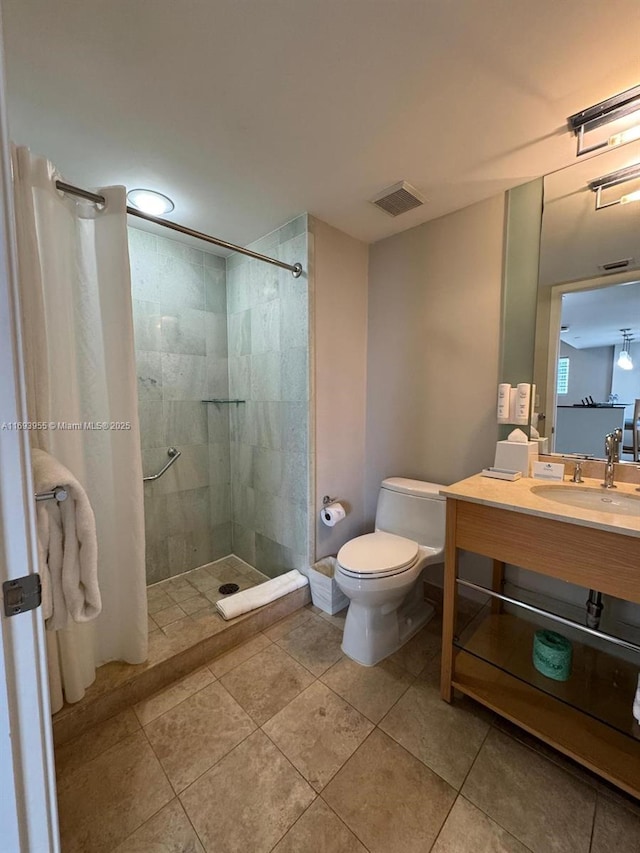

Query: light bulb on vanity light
[620,189,640,205]
[609,123,640,148]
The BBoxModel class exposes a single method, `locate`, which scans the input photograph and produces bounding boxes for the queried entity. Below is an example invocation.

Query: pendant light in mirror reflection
[568,83,640,157]
[617,329,634,371]
[127,188,175,216]
[588,163,640,211]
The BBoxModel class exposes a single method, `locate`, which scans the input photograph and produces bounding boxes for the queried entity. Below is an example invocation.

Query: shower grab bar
[201,399,246,404]
[143,447,181,482]
[35,487,68,503]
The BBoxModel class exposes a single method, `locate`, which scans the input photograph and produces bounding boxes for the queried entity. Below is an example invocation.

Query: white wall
[559,341,614,405]
[311,217,369,561]
[364,194,506,525]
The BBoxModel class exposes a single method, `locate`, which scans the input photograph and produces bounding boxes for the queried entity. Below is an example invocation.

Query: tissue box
[494,440,539,476]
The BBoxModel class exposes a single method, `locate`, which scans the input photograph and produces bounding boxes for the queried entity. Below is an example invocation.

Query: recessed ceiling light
[127,188,175,216]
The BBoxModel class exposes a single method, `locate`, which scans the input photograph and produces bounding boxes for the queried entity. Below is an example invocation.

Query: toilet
[335,477,446,666]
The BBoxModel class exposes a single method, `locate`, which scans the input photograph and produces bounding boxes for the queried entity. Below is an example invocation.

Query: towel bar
[143,447,181,482]
[35,487,68,502]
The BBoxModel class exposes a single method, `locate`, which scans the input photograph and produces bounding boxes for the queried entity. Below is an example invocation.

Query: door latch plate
[3,574,42,617]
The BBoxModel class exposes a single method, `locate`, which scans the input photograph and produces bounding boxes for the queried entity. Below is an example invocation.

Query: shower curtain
[12,146,147,713]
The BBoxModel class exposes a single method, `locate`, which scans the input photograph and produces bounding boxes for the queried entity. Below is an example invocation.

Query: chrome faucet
[571,461,584,483]
[602,428,622,489]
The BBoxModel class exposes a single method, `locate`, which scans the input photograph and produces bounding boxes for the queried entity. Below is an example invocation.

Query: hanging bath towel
[32,447,101,630]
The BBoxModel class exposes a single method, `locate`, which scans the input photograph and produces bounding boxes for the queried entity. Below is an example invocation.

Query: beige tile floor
[55,601,640,853]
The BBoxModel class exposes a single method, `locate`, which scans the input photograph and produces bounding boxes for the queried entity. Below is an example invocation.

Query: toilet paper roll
[497,383,511,423]
[532,630,572,681]
[321,502,346,527]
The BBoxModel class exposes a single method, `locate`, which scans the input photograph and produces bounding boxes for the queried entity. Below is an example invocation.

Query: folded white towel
[216,570,308,621]
[31,448,101,631]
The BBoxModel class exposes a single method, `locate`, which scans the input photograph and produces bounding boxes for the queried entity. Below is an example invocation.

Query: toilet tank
[375,477,446,549]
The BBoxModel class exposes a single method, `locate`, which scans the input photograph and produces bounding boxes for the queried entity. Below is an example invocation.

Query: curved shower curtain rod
[55,180,303,278]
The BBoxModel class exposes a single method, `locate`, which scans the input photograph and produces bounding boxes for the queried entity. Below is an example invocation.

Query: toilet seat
[337,531,420,579]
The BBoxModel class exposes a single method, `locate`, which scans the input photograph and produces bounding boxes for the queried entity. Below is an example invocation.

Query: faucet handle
[572,461,583,483]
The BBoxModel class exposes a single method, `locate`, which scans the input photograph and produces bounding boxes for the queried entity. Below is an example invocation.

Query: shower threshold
[51,555,310,746]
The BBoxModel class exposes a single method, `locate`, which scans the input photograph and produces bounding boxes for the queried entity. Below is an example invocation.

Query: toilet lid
[337,532,419,577]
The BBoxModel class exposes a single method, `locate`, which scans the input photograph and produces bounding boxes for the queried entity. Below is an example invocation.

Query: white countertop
[440,474,640,538]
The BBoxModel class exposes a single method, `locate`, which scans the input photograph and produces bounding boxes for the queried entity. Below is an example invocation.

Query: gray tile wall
[227,216,310,578]
[130,227,231,583]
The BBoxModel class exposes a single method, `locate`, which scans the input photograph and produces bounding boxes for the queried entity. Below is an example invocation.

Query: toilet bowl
[335,478,445,666]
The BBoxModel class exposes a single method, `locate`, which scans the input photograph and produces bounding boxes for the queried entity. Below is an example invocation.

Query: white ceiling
[561,281,640,349]
[3,0,640,249]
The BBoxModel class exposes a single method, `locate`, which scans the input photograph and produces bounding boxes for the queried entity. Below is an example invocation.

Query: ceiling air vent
[599,257,635,272]
[371,181,426,217]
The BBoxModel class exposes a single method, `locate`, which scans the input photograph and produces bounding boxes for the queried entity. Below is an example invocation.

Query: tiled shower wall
[227,216,310,577]
[129,227,232,583]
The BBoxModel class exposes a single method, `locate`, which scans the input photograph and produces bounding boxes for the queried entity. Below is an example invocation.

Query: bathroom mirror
[532,139,640,461]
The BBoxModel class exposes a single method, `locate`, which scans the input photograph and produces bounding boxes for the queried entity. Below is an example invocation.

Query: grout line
[429,794,536,853]
[320,726,380,850]
[491,719,602,793]
[263,795,320,853]
[318,674,392,729]
[588,796,600,853]
[54,708,143,781]
[318,795,374,853]
[174,722,259,801]
[110,796,182,851]
[208,632,273,679]
[426,792,458,853]
[182,798,209,853]
[135,666,217,727]
[139,723,176,799]
[261,722,320,791]
[457,720,492,794]
[461,724,589,853]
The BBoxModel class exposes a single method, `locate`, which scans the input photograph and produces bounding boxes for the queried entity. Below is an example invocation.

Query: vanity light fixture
[127,188,175,216]
[617,329,634,371]
[568,84,640,156]
[588,163,640,210]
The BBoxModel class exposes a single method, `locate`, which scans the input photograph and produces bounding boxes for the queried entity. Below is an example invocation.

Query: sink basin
[531,485,640,516]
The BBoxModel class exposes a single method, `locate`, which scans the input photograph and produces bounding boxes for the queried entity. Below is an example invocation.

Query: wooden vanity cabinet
[441,497,640,799]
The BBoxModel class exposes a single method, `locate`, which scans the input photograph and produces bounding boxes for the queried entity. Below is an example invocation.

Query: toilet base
[341,586,435,667]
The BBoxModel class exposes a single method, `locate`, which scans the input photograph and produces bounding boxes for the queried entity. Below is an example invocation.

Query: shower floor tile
[58,600,640,853]
[145,555,269,646]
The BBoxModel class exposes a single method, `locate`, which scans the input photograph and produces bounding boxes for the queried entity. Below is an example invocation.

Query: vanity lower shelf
[455,610,639,739]
[453,651,640,798]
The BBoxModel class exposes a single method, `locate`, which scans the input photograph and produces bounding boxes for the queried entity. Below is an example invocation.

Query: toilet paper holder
[322,495,337,506]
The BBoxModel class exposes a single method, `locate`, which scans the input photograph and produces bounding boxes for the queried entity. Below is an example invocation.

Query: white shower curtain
[12,146,147,713]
